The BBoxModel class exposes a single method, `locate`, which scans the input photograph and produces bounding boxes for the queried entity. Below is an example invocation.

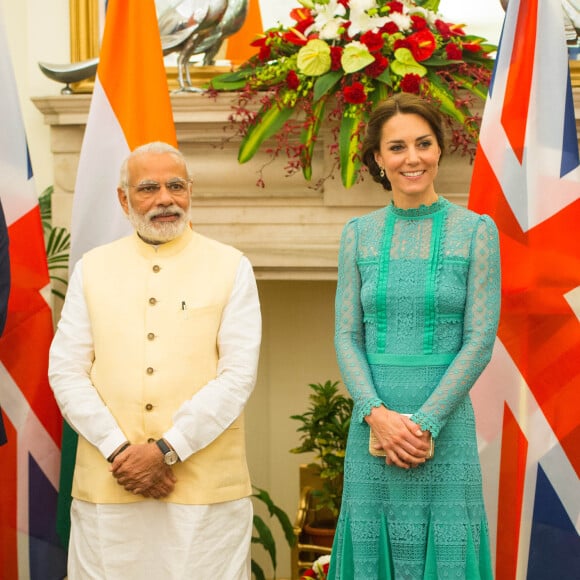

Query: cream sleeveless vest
[73,228,251,504]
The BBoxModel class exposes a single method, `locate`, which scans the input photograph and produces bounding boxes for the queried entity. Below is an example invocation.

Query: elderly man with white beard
[49,141,262,579]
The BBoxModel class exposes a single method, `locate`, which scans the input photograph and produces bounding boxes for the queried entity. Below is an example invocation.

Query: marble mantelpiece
[34,92,478,280]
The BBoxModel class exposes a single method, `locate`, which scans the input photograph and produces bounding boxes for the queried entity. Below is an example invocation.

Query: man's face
[118,151,192,243]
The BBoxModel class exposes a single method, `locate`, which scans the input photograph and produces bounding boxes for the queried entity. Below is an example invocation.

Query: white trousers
[68,497,253,579]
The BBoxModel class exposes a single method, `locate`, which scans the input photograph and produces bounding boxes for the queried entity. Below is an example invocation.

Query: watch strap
[155,438,171,455]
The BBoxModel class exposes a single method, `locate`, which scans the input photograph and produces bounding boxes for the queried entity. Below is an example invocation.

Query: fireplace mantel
[34,92,484,279]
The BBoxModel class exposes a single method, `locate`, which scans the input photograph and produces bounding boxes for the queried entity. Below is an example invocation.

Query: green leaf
[253,485,296,548]
[339,113,363,189]
[313,70,342,102]
[238,99,296,164]
[300,96,328,180]
[252,514,277,570]
[450,73,489,101]
[425,71,466,125]
[251,559,266,580]
[209,68,259,90]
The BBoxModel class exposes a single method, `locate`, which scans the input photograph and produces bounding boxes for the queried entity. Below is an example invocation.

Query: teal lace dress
[329,197,500,579]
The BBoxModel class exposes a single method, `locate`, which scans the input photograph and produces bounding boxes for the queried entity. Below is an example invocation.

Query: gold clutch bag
[369,415,434,459]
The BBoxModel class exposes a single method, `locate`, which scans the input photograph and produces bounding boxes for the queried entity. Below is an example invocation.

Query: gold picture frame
[68,0,231,93]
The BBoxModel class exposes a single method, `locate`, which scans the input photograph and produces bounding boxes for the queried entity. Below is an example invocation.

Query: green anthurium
[300,96,329,181]
[339,112,363,189]
[425,71,467,125]
[391,48,428,78]
[238,98,296,164]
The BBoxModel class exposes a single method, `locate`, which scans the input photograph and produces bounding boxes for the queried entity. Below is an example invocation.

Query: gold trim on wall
[70,0,100,62]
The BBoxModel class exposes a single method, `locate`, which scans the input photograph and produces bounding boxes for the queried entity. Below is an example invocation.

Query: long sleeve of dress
[412,215,501,437]
[335,218,384,423]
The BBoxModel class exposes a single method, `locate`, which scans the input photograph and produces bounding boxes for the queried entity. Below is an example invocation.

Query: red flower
[404,29,436,61]
[387,1,404,14]
[290,8,315,34]
[411,15,427,31]
[286,70,300,90]
[250,34,273,61]
[365,54,389,78]
[445,43,463,60]
[393,38,410,51]
[435,19,465,39]
[400,73,422,94]
[380,21,400,35]
[360,30,384,53]
[330,46,343,71]
[463,41,483,53]
[343,82,367,104]
[283,28,309,47]
[300,570,317,579]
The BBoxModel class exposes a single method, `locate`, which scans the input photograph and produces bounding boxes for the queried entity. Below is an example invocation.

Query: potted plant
[290,380,354,536]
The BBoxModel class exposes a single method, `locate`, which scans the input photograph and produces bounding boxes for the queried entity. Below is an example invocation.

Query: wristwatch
[155,438,179,465]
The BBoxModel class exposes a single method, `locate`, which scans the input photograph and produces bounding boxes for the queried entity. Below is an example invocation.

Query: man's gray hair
[118,141,190,190]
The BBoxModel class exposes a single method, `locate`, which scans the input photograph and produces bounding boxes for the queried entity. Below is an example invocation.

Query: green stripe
[366,352,456,366]
[375,212,396,353]
[423,210,444,354]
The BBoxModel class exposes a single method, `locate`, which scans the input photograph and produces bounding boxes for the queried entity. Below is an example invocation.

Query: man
[49,142,261,578]
[0,199,10,446]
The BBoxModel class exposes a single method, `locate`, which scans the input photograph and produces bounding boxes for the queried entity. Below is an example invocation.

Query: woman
[329,93,500,579]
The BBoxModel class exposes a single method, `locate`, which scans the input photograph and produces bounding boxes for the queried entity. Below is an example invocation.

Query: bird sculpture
[155,0,250,92]
[39,0,249,93]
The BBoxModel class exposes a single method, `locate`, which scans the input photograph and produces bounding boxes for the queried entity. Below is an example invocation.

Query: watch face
[164,450,179,465]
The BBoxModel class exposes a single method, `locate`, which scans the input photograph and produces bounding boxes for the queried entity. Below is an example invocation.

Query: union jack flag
[468,0,580,577]
[0,7,67,578]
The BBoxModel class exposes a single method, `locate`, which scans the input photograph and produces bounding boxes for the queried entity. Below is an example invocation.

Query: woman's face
[374,112,441,208]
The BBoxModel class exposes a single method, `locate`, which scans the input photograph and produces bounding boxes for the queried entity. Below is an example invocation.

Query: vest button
[145,403,153,411]
[147,332,155,341]
[149,297,157,305]
[146,367,154,375]
[152,264,160,273]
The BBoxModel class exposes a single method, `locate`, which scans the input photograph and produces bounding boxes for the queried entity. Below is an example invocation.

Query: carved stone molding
[33,92,486,280]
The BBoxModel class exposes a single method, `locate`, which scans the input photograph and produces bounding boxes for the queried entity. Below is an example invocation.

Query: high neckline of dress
[388,196,447,218]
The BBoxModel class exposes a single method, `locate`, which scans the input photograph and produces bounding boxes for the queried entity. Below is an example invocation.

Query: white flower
[389,12,412,32]
[313,554,331,575]
[310,0,347,40]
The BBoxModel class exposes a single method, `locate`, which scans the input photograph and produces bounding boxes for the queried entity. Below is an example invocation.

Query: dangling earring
[379,167,385,178]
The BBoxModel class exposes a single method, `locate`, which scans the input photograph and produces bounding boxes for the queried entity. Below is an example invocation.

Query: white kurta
[50,254,261,579]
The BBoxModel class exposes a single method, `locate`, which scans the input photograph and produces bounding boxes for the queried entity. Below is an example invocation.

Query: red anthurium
[387,1,404,13]
[435,19,466,39]
[290,8,315,33]
[463,41,483,53]
[411,15,427,31]
[365,54,389,78]
[283,27,309,47]
[343,82,367,104]
[400,73,422,94]
[445,43,463,60]
[360,30,384,53]
[405,29,436,61]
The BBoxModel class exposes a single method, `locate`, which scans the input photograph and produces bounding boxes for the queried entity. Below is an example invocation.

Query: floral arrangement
[300,555,331,579]
[210,0,495,188]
